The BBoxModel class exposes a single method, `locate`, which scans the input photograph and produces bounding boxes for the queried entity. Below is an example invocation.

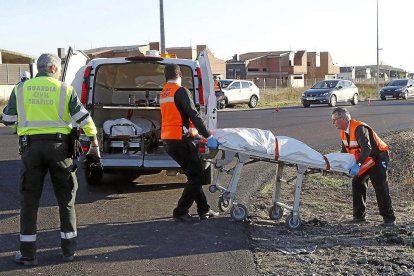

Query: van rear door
[61,47,89,96]
[197,49,217,130]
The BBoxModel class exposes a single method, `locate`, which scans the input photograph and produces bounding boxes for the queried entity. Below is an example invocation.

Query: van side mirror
[337,86,343,90]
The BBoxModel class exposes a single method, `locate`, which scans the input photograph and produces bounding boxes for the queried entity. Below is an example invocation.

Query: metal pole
[376,0,379,95]
[160,0,166,54]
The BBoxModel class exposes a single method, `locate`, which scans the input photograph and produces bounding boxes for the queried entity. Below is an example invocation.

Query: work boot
[380,220,396,227]
[62,253,76,262]
[199,209,219,220]
[14,251,38,266]
[173,214,199,222]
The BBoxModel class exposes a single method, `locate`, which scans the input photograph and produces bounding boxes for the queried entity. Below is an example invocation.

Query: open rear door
[61,46,89,96]
[197,49,217,130]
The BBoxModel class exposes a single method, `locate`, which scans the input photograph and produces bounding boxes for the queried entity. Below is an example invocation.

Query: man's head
[164,64,182,83]
[37,53,62,79]
[331,107,351,130]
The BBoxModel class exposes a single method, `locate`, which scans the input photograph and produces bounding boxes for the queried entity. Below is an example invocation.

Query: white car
[219,79,260,108]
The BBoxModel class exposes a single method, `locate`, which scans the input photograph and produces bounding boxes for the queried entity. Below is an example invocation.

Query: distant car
[379,79,414,100]
[219,79,260,108]
[301,80,359,108]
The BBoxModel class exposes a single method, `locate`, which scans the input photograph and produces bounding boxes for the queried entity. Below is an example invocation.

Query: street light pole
[376,0,379,95]
[160,0,166,54]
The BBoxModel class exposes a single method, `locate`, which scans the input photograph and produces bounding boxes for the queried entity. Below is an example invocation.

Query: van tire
[84,168,103,186]
[248,95,258,108]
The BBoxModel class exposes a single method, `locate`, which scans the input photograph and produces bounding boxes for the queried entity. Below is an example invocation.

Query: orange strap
[322,155,331,171]
[274,137,279,161]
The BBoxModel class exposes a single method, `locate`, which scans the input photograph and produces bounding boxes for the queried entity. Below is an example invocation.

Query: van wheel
[402,90,408,100]
[351,94,358,105]
[328,95,337,107]
[381,96,386,100]
[248,95,258,108]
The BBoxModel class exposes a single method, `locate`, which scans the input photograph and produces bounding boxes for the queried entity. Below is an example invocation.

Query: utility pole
[376,0,380,95]
[160,0,166,54]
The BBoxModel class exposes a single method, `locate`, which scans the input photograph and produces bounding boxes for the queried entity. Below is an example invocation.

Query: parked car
[379,79,414,100]
[219,79,260,108]
[301,80,359,108]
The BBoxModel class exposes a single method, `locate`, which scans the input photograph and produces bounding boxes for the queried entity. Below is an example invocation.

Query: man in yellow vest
[331,107,396,227]
[2,53,100,265]
[160,64,219,222]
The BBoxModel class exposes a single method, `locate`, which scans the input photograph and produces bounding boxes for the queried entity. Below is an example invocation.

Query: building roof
[231,51,291,62]
[83,45,148,55]
[0,49,36,63]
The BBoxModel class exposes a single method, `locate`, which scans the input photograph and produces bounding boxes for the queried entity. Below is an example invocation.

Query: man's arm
[68,87,97,142]
[355,125,371,164]
[175,87,211,138]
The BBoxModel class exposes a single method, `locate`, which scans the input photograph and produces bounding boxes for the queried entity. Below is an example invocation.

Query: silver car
[219,79,260,108]
[301,80,359,107]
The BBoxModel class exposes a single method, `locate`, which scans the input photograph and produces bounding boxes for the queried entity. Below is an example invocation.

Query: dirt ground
[247,129,414,276]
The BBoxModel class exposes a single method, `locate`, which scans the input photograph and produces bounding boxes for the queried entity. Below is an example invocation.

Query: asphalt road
[1,99,413,275]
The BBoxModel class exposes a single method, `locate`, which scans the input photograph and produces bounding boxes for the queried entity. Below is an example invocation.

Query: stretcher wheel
[230,204,248,221]
[218,195,232,212]
[209,185,218,193]
[285,213,301,229]
[268,205,284,220]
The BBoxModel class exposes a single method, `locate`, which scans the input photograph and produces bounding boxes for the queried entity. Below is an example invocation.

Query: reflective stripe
[361,158,374,170]
[61,231,77,239]
[349,141,358,147]
[79,116,92,127]
[16,83,26,124]
[72,108,89,122]
[159,97,175,104]
[58,83,68,118]
[342,139,348,146]
[2,114,17,123]
[23,120,70,127]
[20,234,36,242]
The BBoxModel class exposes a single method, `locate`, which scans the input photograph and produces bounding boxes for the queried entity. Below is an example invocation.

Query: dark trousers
[19,140,78,258]
[352,151,395,222]
[164,139,210,217]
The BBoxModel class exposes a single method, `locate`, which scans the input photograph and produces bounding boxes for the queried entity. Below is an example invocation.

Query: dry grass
[256,83,379,108]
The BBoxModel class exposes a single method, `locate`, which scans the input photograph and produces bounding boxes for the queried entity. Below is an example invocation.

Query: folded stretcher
[206,128,355,229]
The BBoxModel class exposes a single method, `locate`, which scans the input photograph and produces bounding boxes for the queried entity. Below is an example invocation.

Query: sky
[1,0,413,71]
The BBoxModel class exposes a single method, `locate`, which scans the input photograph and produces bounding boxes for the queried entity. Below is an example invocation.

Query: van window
[94,63,194,106]
[241,81,251,89]
[95,63,194,91]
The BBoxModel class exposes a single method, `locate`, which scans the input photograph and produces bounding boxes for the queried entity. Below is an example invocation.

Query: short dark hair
[164,64,181,81]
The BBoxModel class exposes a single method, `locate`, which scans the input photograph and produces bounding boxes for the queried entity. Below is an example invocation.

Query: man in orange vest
[160,64,219,222]
[331,107,396,227]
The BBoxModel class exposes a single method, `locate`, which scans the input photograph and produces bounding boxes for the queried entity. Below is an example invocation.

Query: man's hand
[207,136,220,149]
[349,163,360,176]
[87,145,101,159]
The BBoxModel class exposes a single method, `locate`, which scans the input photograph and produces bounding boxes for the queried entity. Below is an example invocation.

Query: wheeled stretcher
[205,128,355,229]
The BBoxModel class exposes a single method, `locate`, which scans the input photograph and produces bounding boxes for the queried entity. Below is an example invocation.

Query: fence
[0,64,31,85]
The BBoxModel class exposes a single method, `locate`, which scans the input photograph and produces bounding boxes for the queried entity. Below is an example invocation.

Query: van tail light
[81,66,92,104]
[196,67,205,105]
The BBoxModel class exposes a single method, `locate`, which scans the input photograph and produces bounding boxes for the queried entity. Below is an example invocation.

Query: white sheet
[212,128,355,173]
[103,118,160,136]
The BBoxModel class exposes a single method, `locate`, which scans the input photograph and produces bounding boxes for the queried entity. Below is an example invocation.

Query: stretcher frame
[206,145,343,229]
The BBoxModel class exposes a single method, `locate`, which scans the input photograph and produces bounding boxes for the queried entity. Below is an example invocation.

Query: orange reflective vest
[160,83,195,140]
[340,119,389,176]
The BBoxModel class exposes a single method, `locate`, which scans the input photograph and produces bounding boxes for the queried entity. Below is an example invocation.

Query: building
[83,42,226,78]
[338,67,355,80]
[0,49,35,101]
[226,50,339,87]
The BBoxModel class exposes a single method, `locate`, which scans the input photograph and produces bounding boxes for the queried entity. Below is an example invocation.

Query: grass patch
[307,174,346,187]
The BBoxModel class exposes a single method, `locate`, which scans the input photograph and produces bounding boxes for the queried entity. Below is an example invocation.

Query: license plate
[306,97,315,100]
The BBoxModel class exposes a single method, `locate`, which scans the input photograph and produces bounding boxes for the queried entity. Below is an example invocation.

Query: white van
[62,47,217,185]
